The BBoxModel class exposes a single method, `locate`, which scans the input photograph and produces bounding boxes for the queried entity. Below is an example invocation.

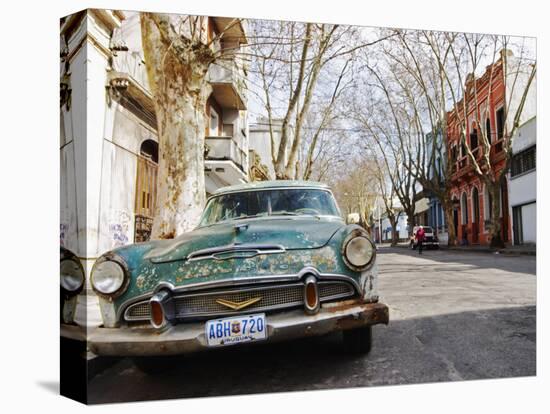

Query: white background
[0,0,547,411]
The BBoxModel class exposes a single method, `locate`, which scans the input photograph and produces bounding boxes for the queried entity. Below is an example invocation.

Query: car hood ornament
[215,297,262,310]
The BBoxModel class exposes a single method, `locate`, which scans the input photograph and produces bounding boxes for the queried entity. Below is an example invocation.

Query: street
[87,247,536,404]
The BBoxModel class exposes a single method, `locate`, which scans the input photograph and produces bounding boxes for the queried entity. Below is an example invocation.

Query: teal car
[86,181,388,369]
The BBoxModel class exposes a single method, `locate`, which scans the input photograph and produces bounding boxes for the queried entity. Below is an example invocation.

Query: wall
[509,117,536,245]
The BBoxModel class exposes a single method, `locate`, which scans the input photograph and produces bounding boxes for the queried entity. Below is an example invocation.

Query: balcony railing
[205,136,247,173]
[207,62,247,110]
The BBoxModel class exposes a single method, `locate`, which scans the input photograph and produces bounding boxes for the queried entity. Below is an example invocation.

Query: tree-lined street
[88,247,535,403]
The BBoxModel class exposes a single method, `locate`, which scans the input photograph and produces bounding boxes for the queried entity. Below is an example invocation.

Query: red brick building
[447,51,512,246]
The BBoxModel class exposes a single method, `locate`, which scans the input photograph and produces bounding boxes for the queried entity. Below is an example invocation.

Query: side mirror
[346,213,360,224]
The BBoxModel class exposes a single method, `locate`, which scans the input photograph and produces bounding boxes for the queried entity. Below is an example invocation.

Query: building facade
[422,130,449,244]
[508,116,536,245]
[446,49,535,246]
[60,10,249,326]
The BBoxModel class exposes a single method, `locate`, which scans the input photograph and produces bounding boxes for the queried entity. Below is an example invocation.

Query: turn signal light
[304,275,320,314]
[150,300,164,328]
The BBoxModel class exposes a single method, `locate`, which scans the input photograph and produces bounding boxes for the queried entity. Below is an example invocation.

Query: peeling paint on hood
[145,217,345,263]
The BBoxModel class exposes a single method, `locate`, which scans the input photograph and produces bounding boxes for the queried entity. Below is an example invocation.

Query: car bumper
[86,300,389,357]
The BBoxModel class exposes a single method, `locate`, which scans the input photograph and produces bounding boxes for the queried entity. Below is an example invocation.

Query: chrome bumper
[86,300,389,357]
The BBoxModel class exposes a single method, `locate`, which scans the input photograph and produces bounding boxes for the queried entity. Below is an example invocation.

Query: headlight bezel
[91,253,129,299]
[60,257,85,296]
[342,229,376,272]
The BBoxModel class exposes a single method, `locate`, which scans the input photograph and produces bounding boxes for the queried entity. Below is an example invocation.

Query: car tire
[342,326,372,355]
[132,356,184,375]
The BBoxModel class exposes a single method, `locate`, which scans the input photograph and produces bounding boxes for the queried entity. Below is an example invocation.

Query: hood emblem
[216,297,262,310]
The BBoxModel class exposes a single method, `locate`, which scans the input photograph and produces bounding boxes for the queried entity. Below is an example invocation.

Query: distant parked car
[80,180,389,373]
[410,225,440,250]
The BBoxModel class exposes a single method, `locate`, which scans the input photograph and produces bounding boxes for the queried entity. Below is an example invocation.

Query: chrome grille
[176,284,304,317]
[126,302,150,319]
[124,280,356,322]
[319,282,355,299]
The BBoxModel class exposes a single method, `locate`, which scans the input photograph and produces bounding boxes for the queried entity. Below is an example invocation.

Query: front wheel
[342,326,372,355]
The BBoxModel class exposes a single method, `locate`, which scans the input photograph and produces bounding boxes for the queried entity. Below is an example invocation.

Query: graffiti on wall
[108,209,132,248]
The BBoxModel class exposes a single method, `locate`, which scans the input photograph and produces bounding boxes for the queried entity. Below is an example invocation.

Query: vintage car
[84,181,389,371]
[410,225,440,250]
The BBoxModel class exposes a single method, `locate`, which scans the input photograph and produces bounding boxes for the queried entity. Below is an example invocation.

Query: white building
[372,212,409,243]
[508,116,536,245]
[249,117,296,180]
[60,10,249,326]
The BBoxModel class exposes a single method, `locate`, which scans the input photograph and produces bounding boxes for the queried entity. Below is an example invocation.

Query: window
[485,118,492,144]
[209,107,219,136]
[222,123,234,137]
[199,189,340,226]
[470,128,478,150]
[450,145,457,163]
[483,185,493,223]
[511,145,536,177]
[496,107,505,139]
[461,192,468,224]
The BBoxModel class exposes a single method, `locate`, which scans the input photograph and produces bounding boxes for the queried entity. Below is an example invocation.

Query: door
[135,140,158,242]
[512,206,523,245]
[501,182,509,242]
[472,187,480,244]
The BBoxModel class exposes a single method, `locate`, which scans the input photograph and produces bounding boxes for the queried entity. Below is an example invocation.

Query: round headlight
[60,258,84,293]
[91,260,126,296]
[345,236,374,269]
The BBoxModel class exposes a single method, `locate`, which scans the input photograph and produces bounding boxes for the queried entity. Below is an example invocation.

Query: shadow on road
[87,305,536,404]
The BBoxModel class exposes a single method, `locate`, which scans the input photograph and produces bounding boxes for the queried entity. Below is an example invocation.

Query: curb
[386,243,536,256]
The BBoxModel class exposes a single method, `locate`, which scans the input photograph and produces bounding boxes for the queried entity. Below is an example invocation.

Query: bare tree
[140,14,242,238]
[379,29,459,245]
[363,30,535,247]
[373,156,403,246]
[352,58,418,236]
[251,22,390,179]
[332,157,379,232]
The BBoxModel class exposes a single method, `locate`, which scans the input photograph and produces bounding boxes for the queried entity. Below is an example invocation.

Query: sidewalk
[389,242,536,256]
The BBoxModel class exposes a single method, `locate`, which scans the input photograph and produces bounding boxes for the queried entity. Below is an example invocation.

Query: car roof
[211,180,330,196]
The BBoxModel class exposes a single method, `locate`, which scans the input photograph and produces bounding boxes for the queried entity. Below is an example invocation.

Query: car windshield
[423,227,434,233]
[199,188,340,226]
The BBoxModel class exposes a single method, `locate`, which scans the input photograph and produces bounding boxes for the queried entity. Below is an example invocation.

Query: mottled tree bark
[140,13,213,239]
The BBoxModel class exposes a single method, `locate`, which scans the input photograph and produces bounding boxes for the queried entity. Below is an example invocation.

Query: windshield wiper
[232,213,268,221]
[270,211,299,216]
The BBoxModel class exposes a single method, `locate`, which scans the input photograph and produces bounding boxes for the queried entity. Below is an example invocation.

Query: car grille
[124,280,356,322]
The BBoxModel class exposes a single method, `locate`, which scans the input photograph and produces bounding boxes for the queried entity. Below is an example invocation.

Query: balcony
[205,136,248,185]
[208,62,247,110]
[451,156,474,181]
[211,17,247,45]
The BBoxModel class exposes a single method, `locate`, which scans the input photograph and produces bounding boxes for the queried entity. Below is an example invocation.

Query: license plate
[205,313,267,347]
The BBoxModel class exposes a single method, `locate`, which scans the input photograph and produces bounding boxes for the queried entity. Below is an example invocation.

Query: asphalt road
[87,246,536,404]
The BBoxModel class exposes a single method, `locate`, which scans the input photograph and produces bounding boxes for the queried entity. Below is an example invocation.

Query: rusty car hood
[144,216,345,264]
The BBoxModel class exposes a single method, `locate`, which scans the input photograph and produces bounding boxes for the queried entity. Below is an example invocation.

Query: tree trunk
[389,216,398,246]
[406,208,416,237]
[488,182,505,248]
[141,13,211,239]
[442,199,457,246]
